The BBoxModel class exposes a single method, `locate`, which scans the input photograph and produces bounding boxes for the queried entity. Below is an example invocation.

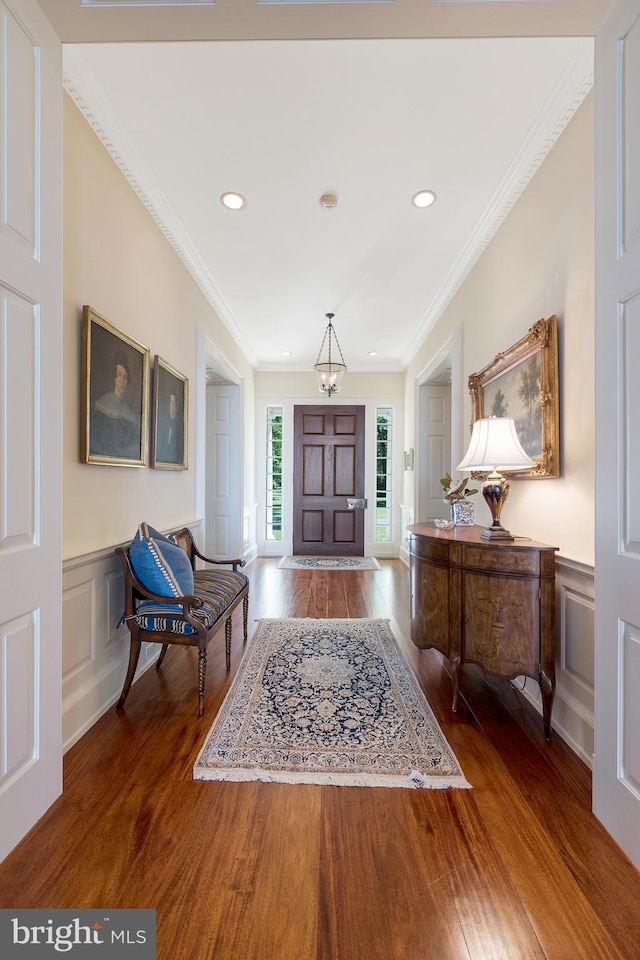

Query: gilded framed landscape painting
[151,355,188,470]
[467,315,559,479]
[81,306,150,467]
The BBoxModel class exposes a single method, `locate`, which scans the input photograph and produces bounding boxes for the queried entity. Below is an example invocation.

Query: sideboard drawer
[409,535,450,564]
[461,543,541,576]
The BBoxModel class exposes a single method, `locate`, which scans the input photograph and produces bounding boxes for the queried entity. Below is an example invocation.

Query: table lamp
[457,417,535,540]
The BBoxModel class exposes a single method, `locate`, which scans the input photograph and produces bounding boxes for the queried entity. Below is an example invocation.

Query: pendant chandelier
[313,312,347,397]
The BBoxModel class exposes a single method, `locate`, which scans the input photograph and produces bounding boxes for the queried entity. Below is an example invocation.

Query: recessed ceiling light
[412,190,437,209]
[220,192,246,211]
[367,351,379,357]
[281,351,292,357]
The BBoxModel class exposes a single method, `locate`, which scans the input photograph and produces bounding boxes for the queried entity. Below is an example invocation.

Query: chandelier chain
[314,313,346,369]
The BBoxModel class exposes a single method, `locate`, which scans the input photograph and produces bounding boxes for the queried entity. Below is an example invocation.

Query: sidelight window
[376,407,393,543]
[266,406,283,541]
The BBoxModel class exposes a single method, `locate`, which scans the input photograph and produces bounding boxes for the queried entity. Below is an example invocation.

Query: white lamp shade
[457,417,535,471]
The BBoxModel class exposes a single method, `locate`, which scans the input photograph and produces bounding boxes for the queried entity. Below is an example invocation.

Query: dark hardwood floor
[1,558,640,959]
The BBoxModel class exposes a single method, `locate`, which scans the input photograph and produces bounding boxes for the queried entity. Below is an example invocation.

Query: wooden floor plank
[1,559,639,960]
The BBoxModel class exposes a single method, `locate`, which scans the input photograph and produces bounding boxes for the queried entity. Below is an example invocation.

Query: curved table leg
[539,669,555,741]
[116,636,142,710]
[451,656,461,712]
[156,644,169,669]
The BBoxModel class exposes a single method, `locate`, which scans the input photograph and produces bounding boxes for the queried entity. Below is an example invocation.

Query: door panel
[293,405,365,556]
[418,385,451,522]
[205,385,241,559]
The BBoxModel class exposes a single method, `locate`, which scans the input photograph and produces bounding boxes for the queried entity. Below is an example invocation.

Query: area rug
[278,556,381,570]
[193,618,470,789]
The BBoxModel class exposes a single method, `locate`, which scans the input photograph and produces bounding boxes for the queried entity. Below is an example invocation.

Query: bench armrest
[190,541,246,572]
[170,526,246,572]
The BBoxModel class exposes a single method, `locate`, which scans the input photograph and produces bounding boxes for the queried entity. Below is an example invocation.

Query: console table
[407,523,558,739]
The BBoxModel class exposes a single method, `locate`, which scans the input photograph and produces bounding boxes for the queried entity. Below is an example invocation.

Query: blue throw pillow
[129,522,194,598]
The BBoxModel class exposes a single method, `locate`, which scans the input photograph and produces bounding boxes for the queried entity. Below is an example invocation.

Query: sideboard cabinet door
[410,555,451,659]
[462,571,540,677]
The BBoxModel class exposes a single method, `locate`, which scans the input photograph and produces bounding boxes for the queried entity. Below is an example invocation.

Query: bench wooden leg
[198,648,207,717]
[225,616,232,671]
[242,595,249,642]
[116,636,142,710]
[156,643,169,669]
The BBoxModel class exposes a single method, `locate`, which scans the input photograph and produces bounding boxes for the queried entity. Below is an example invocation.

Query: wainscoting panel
[62,578,95,678]
[243,503,258,563]
[518,556,595,767]
[399,504,414,567]
[62,520,204,750]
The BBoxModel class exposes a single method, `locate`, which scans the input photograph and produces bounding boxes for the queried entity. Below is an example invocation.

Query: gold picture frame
[81,305,150,467]
[150,355,188,470]
[467,315,559,479]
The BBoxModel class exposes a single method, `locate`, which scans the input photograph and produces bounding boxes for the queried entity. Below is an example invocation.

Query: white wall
[255,370,404,400]
[405,92,595,567]
[63,94,255,559]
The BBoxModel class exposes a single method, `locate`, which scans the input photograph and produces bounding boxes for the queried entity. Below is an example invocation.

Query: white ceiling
[46,1,604,374]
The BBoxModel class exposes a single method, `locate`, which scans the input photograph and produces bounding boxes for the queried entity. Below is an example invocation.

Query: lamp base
[480,472,514,541]
[480,524,514,541]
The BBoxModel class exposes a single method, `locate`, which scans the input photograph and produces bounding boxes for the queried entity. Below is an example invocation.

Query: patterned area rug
[278,556,381,570]
[194,618,470,789]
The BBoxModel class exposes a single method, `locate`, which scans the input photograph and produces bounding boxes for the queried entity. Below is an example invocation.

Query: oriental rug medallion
[193,618,470,790]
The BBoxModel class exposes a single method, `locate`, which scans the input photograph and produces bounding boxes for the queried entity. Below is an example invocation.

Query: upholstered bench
[115,523,249,716]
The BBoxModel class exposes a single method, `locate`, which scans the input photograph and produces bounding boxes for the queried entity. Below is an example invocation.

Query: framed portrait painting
[151,355,188,470]
[81,306,150,466]
[467,315,559,479]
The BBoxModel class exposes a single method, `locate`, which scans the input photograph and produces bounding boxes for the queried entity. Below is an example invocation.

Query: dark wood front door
[293,405,365,556]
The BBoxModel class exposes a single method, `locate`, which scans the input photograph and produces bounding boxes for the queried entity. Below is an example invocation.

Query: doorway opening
[415,330,463,524]
[204,345,243,561]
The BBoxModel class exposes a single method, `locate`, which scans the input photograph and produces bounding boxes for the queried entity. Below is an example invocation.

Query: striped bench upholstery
[134,570,249,634]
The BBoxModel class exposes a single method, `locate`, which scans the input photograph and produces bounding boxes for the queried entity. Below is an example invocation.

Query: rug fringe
[193,767,472,790]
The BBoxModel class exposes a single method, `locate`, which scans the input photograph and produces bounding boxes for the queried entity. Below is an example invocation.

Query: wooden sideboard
[407,523,558,739]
